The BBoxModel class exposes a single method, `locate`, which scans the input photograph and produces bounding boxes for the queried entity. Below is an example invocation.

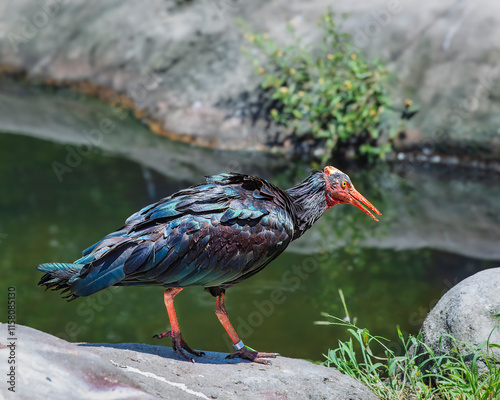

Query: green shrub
[241,10,393,162]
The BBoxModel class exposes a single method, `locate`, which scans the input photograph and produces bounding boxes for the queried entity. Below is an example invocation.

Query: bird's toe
[170,332,204,360]
[252,357,272,365]
[176,347,197,363]
[254,351,279,358]
[226,347,278,364]
[153,330,172,340]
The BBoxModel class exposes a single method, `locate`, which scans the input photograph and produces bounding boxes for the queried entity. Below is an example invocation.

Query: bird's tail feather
[36,263,84,300]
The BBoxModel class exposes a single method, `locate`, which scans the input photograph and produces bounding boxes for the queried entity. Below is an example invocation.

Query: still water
[1,131,498,361]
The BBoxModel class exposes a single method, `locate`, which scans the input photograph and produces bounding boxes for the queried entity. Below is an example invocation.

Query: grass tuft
[318,294,500,399]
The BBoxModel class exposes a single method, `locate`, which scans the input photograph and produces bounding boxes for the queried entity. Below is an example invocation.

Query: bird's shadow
[79,342,252,365]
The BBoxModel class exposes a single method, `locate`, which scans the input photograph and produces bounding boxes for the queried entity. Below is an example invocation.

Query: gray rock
[0,325,156,399]
[418,268,500,369]
[0,325,378,400]
[0,0,499,149]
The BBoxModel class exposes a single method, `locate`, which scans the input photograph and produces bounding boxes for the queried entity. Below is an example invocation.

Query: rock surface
[0,0,499,149]
[0,325,378,400]
[418,268,500,366]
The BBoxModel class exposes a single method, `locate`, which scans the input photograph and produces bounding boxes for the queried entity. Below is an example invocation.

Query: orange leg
[215,291,279,365]
[153,288,204,362]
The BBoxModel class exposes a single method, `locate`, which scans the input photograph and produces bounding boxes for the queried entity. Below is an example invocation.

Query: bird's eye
[341,181,347,188]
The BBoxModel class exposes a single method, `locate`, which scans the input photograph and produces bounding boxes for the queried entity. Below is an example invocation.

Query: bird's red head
[323,166,382,221]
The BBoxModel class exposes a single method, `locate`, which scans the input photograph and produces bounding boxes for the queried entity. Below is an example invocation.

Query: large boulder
[0,0,499,150]
[0,325,378,400]
[418,268,500,369]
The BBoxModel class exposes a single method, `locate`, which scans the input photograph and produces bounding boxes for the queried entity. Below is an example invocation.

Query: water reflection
[1,132,498,361]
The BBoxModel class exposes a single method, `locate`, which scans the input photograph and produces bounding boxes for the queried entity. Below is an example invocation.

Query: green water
[1,132,498,361]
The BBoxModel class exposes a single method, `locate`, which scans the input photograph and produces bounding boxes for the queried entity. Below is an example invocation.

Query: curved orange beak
[348,188,382,222]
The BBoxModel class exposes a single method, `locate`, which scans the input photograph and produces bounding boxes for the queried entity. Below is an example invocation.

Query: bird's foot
[153,330,205,362]
[226,347,279,365]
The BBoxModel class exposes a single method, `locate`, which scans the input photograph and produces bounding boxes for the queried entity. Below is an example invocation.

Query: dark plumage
[37,166,381,364]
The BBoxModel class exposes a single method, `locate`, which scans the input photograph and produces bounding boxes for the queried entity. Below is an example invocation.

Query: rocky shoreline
[2,69,500,173]
[1,0,499,157]
[1,269,498,399]
[0,325,378,400]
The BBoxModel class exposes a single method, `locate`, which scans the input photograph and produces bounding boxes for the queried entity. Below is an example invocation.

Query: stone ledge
[0,325,377,400]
